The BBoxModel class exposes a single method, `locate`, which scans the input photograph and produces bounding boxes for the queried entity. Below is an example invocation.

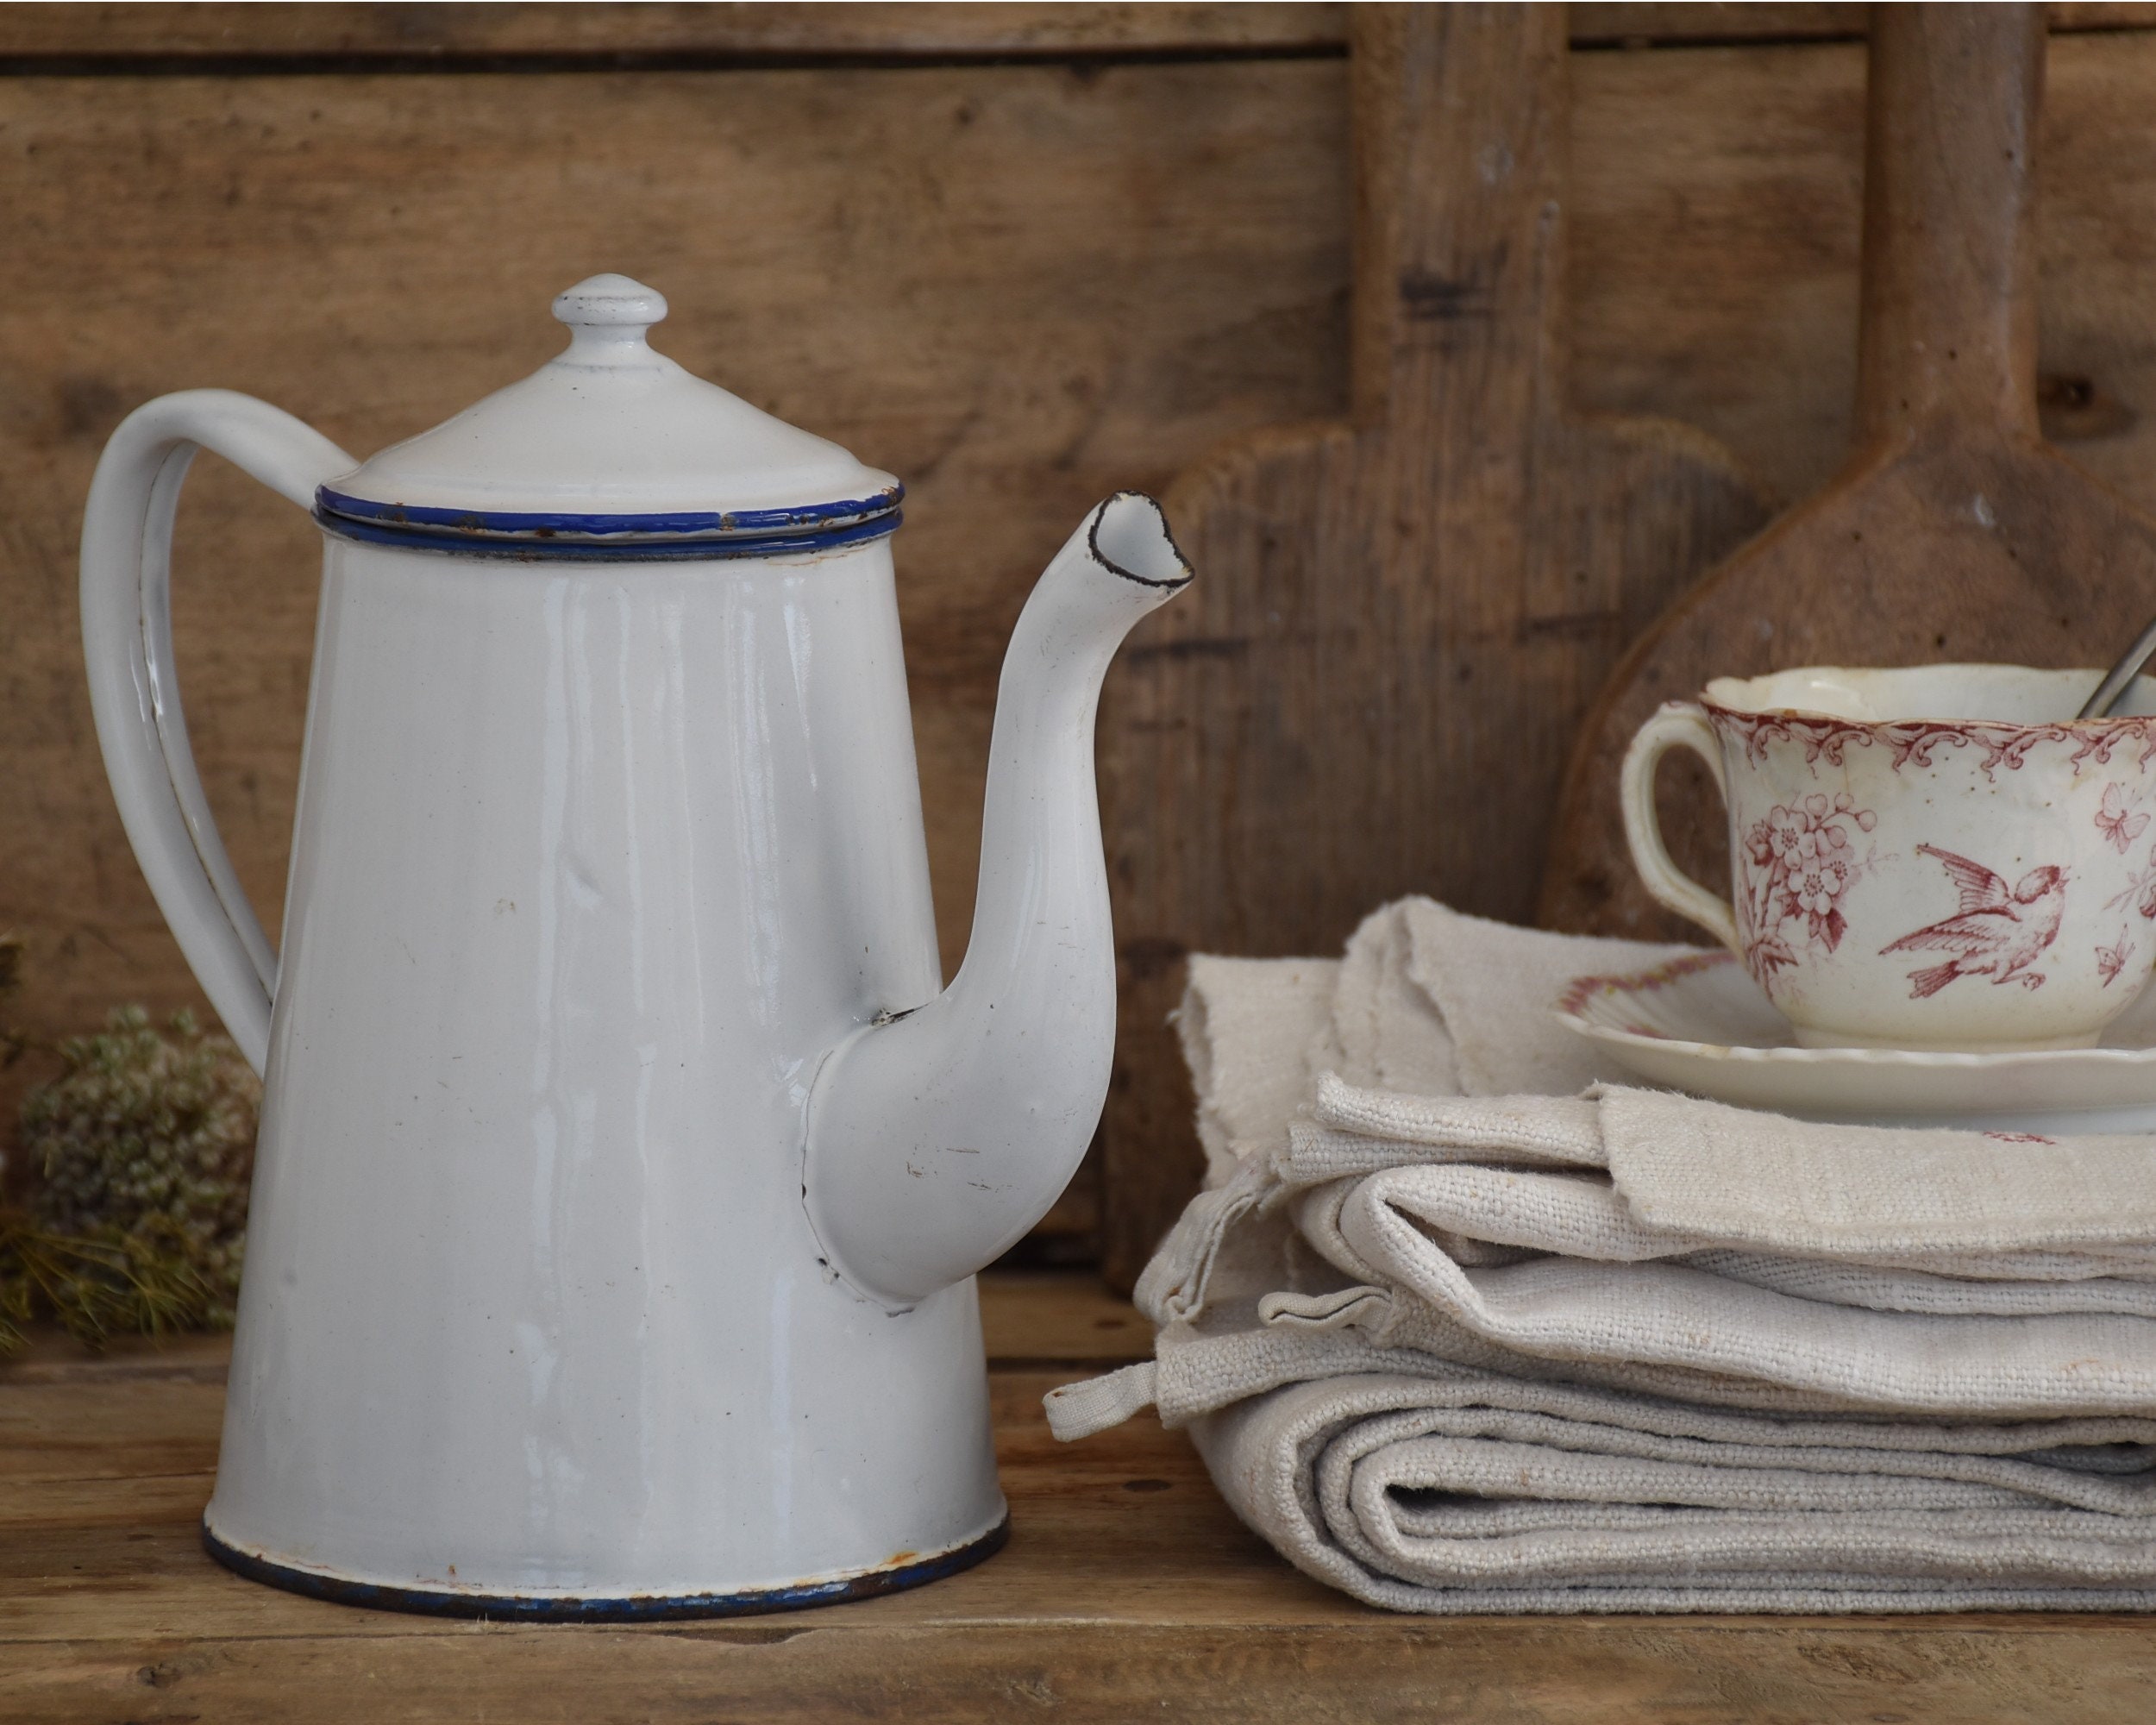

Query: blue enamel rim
[313,482,903,561]
[202,1515,1008,1622]
[317,508,901,561]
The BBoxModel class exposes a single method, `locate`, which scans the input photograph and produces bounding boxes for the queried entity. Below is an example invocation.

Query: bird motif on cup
[1879,844,2067,999]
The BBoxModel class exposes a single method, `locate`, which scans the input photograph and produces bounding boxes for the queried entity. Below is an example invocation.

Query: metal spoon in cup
[2077,617,2156,719]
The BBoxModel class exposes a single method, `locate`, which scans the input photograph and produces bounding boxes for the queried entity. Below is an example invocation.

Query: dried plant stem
[0,1210,219,1355]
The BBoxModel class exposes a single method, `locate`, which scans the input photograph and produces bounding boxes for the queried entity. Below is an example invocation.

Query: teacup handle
[1620,700,1740,951]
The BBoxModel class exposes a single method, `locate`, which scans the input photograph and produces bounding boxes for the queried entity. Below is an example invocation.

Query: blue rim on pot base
[201,1517,1009,1622]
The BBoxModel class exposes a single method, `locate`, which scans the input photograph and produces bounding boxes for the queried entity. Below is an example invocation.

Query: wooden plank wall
[5,3,2156,1258]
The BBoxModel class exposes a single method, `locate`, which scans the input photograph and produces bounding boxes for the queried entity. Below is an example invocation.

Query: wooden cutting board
[1094,3,1771,1284]
[1541,3,2156,938]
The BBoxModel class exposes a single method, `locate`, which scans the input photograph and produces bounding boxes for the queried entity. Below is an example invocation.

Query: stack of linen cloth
[1045,899,2156,1612]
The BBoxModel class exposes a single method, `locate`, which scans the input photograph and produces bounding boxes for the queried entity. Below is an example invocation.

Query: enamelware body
[207,533,1012,1603]
[78,278,1192,1613]
[1624,666,2156,1051]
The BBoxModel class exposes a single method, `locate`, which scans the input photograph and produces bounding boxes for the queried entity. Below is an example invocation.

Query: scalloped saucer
[1554,952,2156,1132]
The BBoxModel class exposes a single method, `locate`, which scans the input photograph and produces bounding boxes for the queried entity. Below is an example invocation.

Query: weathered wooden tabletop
[3,1270,2154,1722]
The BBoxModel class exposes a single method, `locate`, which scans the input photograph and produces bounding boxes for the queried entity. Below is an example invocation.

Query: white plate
[1553,951,2156,1132]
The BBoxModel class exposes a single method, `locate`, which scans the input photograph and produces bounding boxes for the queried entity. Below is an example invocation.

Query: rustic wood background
[6,3,2156,1262]
[1093,3,1780,1284]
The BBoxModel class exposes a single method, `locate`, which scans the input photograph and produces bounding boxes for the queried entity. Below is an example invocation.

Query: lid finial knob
[552,274,668,364]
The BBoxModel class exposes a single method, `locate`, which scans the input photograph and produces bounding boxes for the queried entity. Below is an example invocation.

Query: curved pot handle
[79,390,356,1075]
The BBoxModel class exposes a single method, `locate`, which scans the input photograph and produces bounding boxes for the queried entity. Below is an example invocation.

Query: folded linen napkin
[1048,899,2156,1612]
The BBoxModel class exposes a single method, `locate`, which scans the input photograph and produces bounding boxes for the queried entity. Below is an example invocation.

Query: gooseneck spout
[805,493,1192,1309]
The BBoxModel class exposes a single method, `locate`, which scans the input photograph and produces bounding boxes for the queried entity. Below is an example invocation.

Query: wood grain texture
[14,27,2156,1246]
[1543,5,2156,939]
[1094,5,1769,1283]
[1569,28,2156,513]
[1571,3,2156,46]
[0,3,1347,60]
[0,3,2146,60]
[976,1269,1152,1364]
[0,57,1351,1183]
[5,1276,2156,1723]
[1081,20,2156,1268]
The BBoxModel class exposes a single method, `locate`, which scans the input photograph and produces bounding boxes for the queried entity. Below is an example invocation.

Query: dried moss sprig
[3,1006,259,1356]
[0,1212,219,1356]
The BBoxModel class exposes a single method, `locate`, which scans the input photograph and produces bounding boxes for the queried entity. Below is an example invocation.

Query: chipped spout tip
[1087,492,1194,590]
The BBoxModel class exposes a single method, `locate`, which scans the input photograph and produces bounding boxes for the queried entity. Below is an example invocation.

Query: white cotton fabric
[1044,899,2156,1613]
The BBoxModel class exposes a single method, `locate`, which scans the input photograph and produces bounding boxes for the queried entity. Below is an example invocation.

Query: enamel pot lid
[315,274,901,560]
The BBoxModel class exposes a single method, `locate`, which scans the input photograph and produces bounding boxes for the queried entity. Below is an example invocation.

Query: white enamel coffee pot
[79,275,1191,1618]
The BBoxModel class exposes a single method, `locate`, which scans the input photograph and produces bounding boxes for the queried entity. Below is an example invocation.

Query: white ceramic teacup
[1623,665,2156,1051]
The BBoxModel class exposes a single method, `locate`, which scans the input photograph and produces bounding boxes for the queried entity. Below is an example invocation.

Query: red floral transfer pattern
[2107,858,2156,921]
[2096,783,2156,924]
[1710,709,2156,781]
[2097,930,2134,988]
[1736,793,1877,994]
[2097,783,2151,855]
[1879,844,2066,999]
[1554,951,1734,1020]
